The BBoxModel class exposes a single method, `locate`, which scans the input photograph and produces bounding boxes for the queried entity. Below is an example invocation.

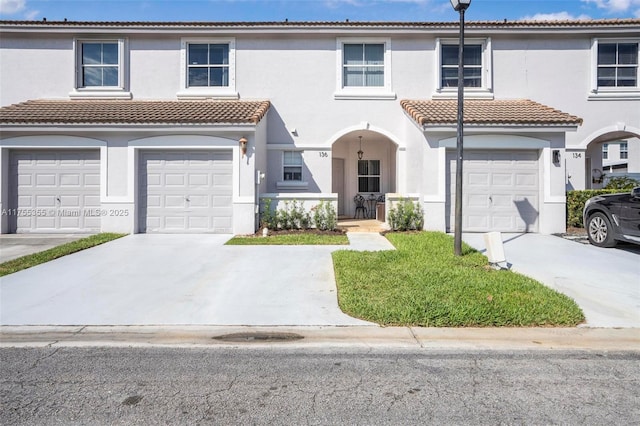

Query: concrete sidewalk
[462,233,640,328]
[0,234,89,263]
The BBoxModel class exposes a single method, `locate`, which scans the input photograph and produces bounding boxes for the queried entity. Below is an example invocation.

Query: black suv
[583,187,640,247]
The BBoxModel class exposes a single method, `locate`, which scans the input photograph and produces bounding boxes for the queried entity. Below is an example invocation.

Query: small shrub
[566,190,619,228]
[261,199,311,231]
[312,201,337,231]
[387,198,424,231]
[260,198,277,229]
[604,176,640,190]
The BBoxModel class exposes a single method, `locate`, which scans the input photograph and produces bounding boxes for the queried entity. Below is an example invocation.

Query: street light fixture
[451,0,471,256]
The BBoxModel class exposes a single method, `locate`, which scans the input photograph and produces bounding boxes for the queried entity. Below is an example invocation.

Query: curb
[1,325,638,350]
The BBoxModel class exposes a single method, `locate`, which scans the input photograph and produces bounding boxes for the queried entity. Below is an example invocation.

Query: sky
[0,0,639,22]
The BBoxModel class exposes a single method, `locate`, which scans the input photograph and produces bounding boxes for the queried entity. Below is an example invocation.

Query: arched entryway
[331,129,398,218]
[583,129,640,189]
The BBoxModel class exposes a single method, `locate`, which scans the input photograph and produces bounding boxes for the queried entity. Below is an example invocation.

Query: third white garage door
[446,150,540,233]
[138,150,233,233]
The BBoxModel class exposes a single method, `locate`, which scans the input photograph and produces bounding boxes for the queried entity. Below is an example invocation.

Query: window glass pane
[598,44,616,65]
[617,67,637,86]
[82,43,102,65]
[102,43,118,65]
[209,44,229,65]
[284,151,302,166]
[344,67,364,87]
[364,44,384,65]
[442,68,458,87]
[284,166,302,181]
[103,67,118,86]
[358,177,368,192]
[442,45,458,65]
[188,68,209,86]
[83,67,102,86]
[618,43,638,65]
[188,44,209,65]
[597,68,616,86]
[368,177,380,193]
[358,160,368,175]
[344,44,363,65]
[370,160,380,175]
[464,68,482,87]
[209,67,229,86]
[364,67,384,87]
[463,45,482,65]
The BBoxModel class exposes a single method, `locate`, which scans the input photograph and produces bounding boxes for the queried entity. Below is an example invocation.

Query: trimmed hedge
[567,190,619,228]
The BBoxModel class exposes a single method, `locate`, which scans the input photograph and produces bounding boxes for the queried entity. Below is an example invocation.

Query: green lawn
[226,233,349,245]
[0,233,127,277]
[332,232,585,327]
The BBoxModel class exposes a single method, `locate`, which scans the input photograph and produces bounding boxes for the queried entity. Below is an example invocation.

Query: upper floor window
[597,42,638,87]
[335,38,394,100]
[620,142,628,159]
[602,143,609,160]
[441,44,482,88]
[187,43,229,87]
[71,38,130,99]
[343,43,384,87]
[178,38,237,99]
[590,39,640,99]
[283,151,303,181]
[434,38,493,99]
[81,42,119,87]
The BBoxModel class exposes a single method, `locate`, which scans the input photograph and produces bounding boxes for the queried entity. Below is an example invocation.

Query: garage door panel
[9,150,101,233]
[139,150,233,233]
[446,150,539,233]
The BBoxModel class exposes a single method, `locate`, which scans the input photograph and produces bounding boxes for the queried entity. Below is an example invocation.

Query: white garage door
[446,150,540,233]
[139,150,233,233]
[9,150,101,233]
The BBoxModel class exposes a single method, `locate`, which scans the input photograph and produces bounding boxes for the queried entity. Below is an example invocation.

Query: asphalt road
[1,347,638,425]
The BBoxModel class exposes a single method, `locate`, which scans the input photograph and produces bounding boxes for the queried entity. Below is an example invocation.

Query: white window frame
[178,37,238,99]
[434,37,493,99]
[620,142,628,159]
[276,150,308,190]
[335,37,395,100]
[70,38,131,99]
[602,143,609,160]
[589,38,640,100]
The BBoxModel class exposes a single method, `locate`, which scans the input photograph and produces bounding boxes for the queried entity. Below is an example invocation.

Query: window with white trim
[435,38,493,99]
[620,142,628,159]
[335,38,394,99]
[72,38,129,98]
[597,42,638,88]
[283,151,303,181]
[358,160,380,193]
[602,143,609,160]
[178,38,237,99]
[590,39,640,99]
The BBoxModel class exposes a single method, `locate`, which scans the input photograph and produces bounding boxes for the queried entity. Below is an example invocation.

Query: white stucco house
[0,19,638,235]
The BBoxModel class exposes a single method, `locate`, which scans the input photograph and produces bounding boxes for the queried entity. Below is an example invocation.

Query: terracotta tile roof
[400,99,583,127]
[0,100,271,125]
[1,18,638,30]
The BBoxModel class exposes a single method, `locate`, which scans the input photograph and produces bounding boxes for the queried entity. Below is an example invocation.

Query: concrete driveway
[462,233,640,328]
[0,234,374,326]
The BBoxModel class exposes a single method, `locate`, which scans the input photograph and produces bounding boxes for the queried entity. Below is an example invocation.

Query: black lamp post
[451,0,471,256]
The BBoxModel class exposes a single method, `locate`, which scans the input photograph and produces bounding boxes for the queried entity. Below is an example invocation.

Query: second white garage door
[138,150,233,233]
[446,150,540,233]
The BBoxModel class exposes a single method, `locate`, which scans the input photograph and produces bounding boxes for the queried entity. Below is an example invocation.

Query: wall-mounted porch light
[239,137,248,157]
[357,135,364,160]
[552,149,561,165]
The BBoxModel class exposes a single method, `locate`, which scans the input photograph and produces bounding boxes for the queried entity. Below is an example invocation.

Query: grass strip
[332,231,585,327]
[0,233,127,277]
[226,233,349,245]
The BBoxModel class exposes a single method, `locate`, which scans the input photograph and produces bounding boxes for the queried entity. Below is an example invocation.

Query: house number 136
[319,152,328,158]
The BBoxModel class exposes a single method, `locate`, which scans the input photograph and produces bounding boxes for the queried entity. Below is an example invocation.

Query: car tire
[586,212,617,248]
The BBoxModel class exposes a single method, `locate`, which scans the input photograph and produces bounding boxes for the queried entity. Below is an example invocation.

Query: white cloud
[0,0,26,15]
[24,8,39,20]
[582,0,640,13]
[521,12,592,21]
